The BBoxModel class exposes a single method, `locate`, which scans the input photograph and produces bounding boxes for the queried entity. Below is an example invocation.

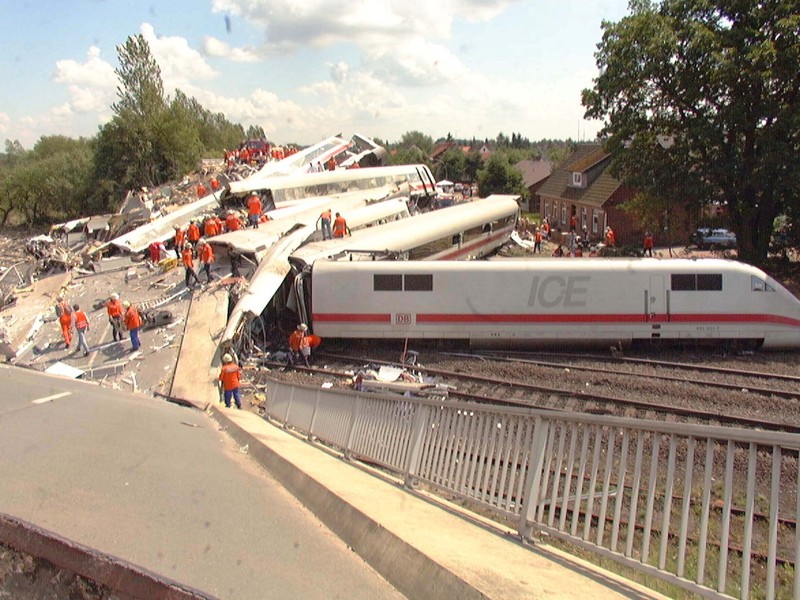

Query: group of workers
[55,292,143,355]
[316,209,350,240]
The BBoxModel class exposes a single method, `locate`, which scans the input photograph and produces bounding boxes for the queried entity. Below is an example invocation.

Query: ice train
[307,258,800,350]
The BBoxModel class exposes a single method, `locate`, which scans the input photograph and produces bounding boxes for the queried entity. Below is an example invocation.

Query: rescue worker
[210,176,221,192]
[187,220,201,248]
[58,301,73,348]
[605,226,617,247]
[288,323,312,367]
[54,294,70,319]
[123,301,142,353]
[173,225,186,258]
[247,192,263,228]
[198,238,214,283]
[643,231,654,257]
[196,183,207,198]
[72,304,90,356]
[218,353,242,409]
[182,243,201,288]
[225,209,242,232]
[533,228,542,254]
[203,214,220,238]
[106,293,125,342]
[317,208,332,240]
[332,212,350,238]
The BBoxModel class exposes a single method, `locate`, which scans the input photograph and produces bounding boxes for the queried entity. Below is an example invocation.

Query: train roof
[290,195,520,267]
[311,256,773,279]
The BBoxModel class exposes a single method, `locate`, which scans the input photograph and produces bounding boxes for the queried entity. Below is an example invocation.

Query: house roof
[514,159,553,188]
[537,144,624,208]
[430,141,455,161]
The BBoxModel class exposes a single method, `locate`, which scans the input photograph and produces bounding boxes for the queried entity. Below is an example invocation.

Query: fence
[262,378,800,600]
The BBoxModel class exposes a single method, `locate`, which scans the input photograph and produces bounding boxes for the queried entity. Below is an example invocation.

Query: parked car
[690,228,737,249]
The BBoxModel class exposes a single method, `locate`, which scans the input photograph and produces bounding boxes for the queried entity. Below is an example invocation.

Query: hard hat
[185,242,192,248]
[174,225,180,230]
[298,323,308,331]
[198,238,205,245]
[122,300,131,308]
[110,293,119,300]
[222,353,233,363]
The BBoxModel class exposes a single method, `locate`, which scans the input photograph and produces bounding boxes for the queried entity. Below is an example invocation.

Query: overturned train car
[308,258,800,350]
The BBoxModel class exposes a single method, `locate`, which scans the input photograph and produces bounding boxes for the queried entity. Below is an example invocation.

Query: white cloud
[0,113,9,135]
[201,36,260,62]
[53,46,117,114]
[139,23,218,91]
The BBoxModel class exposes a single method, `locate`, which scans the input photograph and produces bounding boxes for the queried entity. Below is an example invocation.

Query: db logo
[395,313,412,325]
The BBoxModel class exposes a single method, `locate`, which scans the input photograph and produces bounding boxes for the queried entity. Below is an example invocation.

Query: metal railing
[262,377,800,600]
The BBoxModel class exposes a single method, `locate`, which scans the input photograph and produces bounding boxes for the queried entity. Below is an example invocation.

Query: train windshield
[751,276,776,292]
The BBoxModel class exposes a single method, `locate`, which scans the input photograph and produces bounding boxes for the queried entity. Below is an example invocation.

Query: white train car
[309,258,800,350]
[289,195,520,269]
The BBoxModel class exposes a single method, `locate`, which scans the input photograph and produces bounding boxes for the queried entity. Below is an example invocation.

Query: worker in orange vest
[643,231,654,257]
[72,304,90,356]
[122,301,142,352]
[605,226,617,247]
[187,220,201,248]
[533,228,542,254]
[247,193,263,227]
[210,176,221,192]
[203,214,219,237]
[225,210,242,232]
[288,324,312,367]
[173,225,186,258]
[218,353,242,409]
[196,183,207,198]
[182,244,201,289]
[332,212,350,238]
[198,239,215,283]
[58,300,73,348]
[106,293,124,342]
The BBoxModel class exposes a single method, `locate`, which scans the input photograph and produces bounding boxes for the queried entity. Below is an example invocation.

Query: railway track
[256,350,800,433]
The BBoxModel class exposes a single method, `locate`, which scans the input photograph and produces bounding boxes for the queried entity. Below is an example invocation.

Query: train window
[374,274,402,291]
[671,273,723,291]
[671,274,695,290]
[697,274,722,291]
[404,274,433,292]
[751,276,775,292]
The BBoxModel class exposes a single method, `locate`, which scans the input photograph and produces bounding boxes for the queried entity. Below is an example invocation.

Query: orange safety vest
[124,305,142,330]
[106,299,123,318]
[333,216,347,238]
[200,243,214,264]
[321,209,331,221]
[226,214,241,231]
[182,248,194,268]
[187,223,200,242]
[204,219,219,237]
[175,228,185,247]
[219,363,241,391]
[247,195,262,216]
[74,310,89,331]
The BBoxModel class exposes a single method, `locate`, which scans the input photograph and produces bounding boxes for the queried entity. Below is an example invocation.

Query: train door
[647,276,667,321]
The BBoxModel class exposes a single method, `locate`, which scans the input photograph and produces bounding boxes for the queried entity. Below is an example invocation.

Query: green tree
[582,0,800,263]
[435,147,466,182]
[477,153,525,198]
[399,131,434,155]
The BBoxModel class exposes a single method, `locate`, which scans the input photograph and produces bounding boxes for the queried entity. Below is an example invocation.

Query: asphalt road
[0,365,405,600]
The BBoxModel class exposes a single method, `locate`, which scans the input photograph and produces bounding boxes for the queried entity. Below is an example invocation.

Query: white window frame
[572,172,582,186]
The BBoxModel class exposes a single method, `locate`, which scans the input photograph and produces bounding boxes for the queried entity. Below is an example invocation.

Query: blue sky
[2,0,632,149]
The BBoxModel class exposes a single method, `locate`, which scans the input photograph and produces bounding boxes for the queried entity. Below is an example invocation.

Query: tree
[476,153,525,198]
[435,147,466,182]
[399,131,434,155]
[582,0,800,263]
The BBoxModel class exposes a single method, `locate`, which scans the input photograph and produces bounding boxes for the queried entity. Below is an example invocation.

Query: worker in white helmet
[218,352,242,409]
[106,292,125,342]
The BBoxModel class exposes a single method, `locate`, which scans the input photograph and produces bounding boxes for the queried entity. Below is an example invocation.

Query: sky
[2,0,633,150]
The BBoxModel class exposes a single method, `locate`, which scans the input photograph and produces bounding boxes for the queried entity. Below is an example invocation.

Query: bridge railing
[262,377,800,600]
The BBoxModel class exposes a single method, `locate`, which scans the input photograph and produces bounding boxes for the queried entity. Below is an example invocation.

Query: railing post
[403,404,431,489]
[518,417,550,542]
[343,396,362,461]
[307,391,321,442]
[282,384,295,426]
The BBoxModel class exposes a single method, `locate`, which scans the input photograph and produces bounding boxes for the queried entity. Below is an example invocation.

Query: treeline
[0,33,574,228]
[0,34,260,228]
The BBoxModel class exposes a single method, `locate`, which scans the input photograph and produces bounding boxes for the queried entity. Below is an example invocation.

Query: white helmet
[198,238,206,245]
[222,353,233,363]
[110,293,119,300]
[298,323,308,331]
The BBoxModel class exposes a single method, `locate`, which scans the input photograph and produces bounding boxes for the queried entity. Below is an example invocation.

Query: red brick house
[536,144,640,246]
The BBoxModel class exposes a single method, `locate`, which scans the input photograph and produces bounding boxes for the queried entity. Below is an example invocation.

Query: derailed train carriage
[307,258,800,350]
